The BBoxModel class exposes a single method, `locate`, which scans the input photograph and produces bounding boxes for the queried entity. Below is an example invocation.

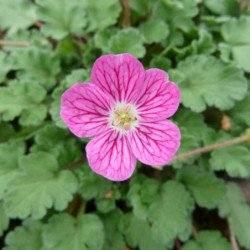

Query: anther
[114,108,119,114]
[124,103,131,113]
[113,118,121,126]
[124,122,130,131]
[130,115,135,121]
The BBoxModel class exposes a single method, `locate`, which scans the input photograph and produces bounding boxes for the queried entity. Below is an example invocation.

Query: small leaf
[221,16,250,72]
[42,213,104,250]
[169,55,248,112]
[108,28,146,58]
[182,230,232,250]
[149,57,172,71]
[76,163,112,200]
[0,122,15,142]
[130,0,156,16]
[36,0,87,40]
[177,166,226,209]
[4,152,78,219]
[210,133,250,177]
[10,48,61,89]
[94,28,118,53]
[218,183,250,249]
[0,202,9,237]
[127,175,159,220]
[148,180,194,244]
[84,0,122,33]
[119,213,168,250]
[0,0,36,34]
[0,81,47,125]
[230,92,250,126]
[204,0,240,15]
[0,52,10,83]
[100,209,126,250]
[30,124,82,168]
[4,219,45,250]
[0,141,25,199]
[139,19,169,44]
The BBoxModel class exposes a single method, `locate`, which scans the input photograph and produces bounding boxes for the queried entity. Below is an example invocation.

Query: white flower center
[109,102,139,133]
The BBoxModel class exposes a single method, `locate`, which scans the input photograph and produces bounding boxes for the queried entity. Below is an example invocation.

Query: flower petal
[136,69,181,122]
[128,120,181,165]
[91,53,145,103]
[60,83,113,138]
[86,130,137,181]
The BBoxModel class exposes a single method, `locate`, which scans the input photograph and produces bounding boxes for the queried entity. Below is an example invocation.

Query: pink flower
[60,54,181,181]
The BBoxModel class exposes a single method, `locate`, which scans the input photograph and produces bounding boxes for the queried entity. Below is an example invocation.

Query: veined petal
[136,69,181,122]
[60,83,112,138]
[128,120,181,165]
[86,130,137,181]
[91,53,145,103]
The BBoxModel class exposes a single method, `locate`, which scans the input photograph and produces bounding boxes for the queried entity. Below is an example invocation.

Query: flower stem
[171,134,247,162]
[77,199,86,218]
[227,218,240,250]
[64,157,85,170]
[123,0,130,29]
[0,40,29,47]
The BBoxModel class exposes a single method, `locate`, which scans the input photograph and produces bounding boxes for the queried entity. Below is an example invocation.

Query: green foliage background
[0,0,250,249]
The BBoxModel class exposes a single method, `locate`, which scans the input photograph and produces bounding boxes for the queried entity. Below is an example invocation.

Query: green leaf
[191,29,216,55]
[148,180,194,244]
[30,124,82,168]
[130,0,155,16]
[221,16,250,72]
[169,55,248,112]
[182,230,232,250]
[0,81,47,125]
[0,0,36,34]
[152,0,198,32]
[100,209,125,250]
[177,166,226,209]
[218,183,250,249]
[0,52,10,83]
[36,0,87,40]
[84,0,122,33]
[108,28,146,58]
[210,133,250,177]
[149,57,172,71]
[10,48,61,89]
[204,0,240,15]
[127,175,159,220]
[0,202,9,237]
[94,28,119,53]
[42,213,104,250]
[76,162,112,200]
[4,152,78,219]
[119,213,168,250]
[4,219,45,250]
[0,141,25,199]
[139,19,169,44]
[0,122,15,142]
[230,92,250,126]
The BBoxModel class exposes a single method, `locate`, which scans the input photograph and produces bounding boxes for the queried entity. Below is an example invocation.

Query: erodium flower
[60,54,181,181]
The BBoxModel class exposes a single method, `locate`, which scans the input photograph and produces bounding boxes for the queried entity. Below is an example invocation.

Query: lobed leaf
[4,152,78,219]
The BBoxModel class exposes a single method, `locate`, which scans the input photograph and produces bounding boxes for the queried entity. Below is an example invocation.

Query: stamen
[114,118,121,126]
[130,115,135,121]
[114,108,119,114]
[124,122,130,131]
[124,103,131,113]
